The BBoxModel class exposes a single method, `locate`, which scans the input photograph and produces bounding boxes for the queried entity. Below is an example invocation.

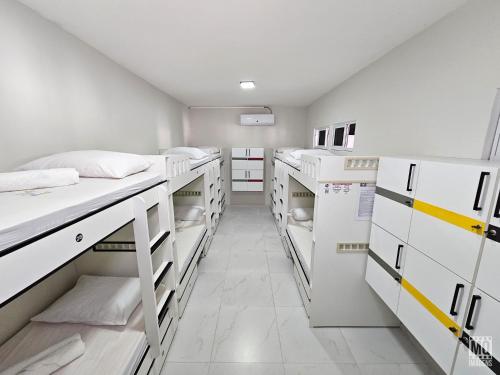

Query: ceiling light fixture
[240,81,255,89]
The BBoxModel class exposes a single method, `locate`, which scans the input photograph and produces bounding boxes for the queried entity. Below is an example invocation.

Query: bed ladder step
[157,290,175,325]
[150,230,170,254]
[154,261,173,290]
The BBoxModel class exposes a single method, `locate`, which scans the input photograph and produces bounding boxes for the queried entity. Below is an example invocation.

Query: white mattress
[0,171,161,252]
[0,305,147,375]
[189,156,212,169]
[284,156,301,169]
[287,224,313,278]
[175,224,206,277]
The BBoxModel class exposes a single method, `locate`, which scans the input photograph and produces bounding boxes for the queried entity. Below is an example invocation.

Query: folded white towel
[0,169,79,192]
[1,333,85,375]
[290,207,314,222]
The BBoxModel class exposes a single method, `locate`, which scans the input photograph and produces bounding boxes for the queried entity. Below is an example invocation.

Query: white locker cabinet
[476,184,500,302]
[408,161,497,282]
[398,246,470,373]
[453,288,500,374]
[365,256,401,314]
[231,147,264,192]
[372,157,419,241]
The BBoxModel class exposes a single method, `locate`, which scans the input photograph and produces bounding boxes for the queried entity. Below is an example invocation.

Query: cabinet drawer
[232,148,247,158]
[249,148,264,158]
[369,223,406,274]
[365,255,401,314]
[372,194,413,241]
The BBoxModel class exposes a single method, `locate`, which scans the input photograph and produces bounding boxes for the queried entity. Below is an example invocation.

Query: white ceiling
[20,0,467,106]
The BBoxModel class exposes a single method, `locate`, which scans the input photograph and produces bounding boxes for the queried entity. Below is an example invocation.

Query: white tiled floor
[164,206,436,375]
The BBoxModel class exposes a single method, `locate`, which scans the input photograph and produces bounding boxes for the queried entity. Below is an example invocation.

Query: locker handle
[473,172,490,211]
[395,245,403,270]
[465,295,481,330]
[449,283,464,316]
[494,189,500,218]
[406,164,416,192]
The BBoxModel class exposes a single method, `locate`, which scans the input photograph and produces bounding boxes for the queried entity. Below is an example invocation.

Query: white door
[247,182,264,191]
[232,170,246,180]
[247,160,264,170]
[248,148,264,158]
[232,148,248,158]
[452,288,500,374]
[365,255,401,314]
[397,246,470,374]
[409,161,497,282]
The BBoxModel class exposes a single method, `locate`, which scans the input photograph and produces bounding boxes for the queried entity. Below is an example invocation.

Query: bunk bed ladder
[132,185,176,360]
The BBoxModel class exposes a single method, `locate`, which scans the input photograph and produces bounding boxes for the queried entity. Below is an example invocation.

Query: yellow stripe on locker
[413,200,485,235]
[401,278,461,337]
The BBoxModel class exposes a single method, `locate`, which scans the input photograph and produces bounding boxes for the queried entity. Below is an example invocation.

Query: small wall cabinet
[231,148,264,192]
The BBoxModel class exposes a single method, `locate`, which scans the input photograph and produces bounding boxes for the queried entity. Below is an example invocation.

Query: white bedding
[284,156,301,169]
[0,171,161,252]
[0,306,147,375]
[189,157,212,169]
[287,224,313,279]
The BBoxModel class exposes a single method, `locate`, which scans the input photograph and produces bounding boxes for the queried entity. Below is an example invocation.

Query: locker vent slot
[173,191,202,197]
[344,158,379,170]
[292,192,315,198]
[336,243,369,253]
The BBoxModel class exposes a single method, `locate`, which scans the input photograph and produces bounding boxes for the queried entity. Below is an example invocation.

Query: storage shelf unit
[366,156,500,375]
[231,148,264,191]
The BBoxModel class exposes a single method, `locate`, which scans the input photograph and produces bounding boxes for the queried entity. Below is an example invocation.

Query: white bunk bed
[0,159,178,375]
[150,151,219,315]
[273,152,398,327]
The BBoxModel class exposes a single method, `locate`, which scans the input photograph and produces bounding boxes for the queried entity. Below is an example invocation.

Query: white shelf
[175,224,206,276]
[287,224,313,274]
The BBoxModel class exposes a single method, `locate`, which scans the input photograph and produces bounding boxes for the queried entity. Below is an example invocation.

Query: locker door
[247,160,264,170]
[232,148,248,158]
[476,183,500,302]
[248,148,264,158]
[398,246,470,374]
[247,182,264,191]
[365,254,401,314]
[232,170,246,180]
[372,157,419,241]
[376,157,420,197]
[369,223,406,273]
[248,170,264,180]
[409,161,497,282]
[232,160,248,170]
[453,289,500,375]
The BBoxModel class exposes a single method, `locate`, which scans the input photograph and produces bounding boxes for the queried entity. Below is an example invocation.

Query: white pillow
[289,149,332,160]
[31,275,141,326]
[174,205,205,221]
[17,150,152,179]
[162,147,209,160]
[290,207,314,221]
[197,146,220,154]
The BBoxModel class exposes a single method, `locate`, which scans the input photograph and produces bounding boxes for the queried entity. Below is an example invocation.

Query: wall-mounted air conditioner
[240,114,275,126]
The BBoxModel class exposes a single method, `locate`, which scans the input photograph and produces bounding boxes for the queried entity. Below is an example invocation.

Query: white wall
[0,0,186,171]
[186,107,308,205]
[307,0,500,159]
